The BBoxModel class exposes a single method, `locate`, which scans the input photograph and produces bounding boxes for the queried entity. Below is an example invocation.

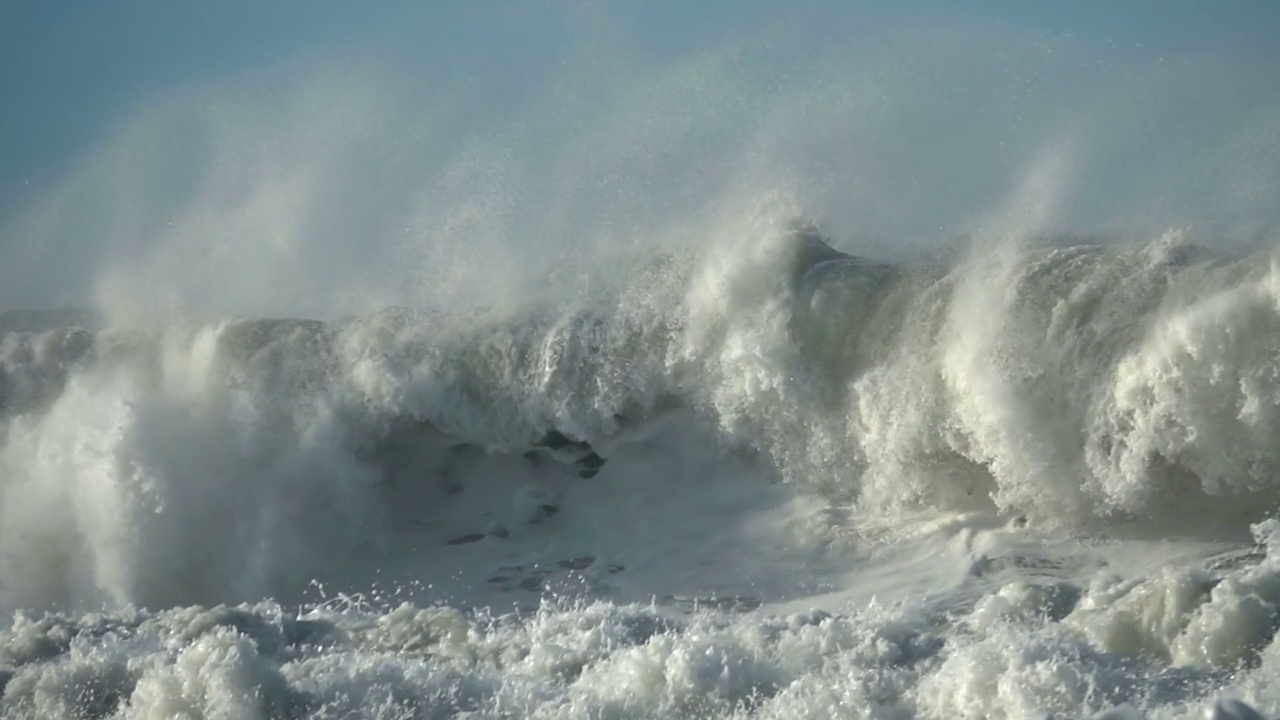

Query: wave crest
[2,223,1280,608]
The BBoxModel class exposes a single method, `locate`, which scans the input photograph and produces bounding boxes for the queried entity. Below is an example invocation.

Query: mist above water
[2,5,1277,320]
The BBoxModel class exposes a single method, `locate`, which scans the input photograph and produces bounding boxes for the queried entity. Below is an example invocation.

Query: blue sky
[4,1,1278,210]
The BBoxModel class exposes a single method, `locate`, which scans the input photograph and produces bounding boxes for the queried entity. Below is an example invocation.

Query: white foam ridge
[5,220,1280,717]
[2,523,1280,718]
[6,226,1280,526]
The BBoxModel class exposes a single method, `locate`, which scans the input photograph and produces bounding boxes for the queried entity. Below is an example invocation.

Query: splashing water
[2,5,1280,718]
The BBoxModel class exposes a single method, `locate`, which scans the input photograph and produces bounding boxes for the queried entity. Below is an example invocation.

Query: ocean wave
[2,221,1280,611]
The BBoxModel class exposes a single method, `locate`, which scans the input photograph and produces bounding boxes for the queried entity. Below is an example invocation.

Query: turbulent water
[3,5,1280,717]
[4,218,1280,718]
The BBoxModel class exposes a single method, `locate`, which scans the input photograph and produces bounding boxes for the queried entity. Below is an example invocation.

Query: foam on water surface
[2,7,1280,716]
[6,236,1280,718]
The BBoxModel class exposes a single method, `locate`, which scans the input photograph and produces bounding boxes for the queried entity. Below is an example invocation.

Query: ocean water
[3,8,1280,719]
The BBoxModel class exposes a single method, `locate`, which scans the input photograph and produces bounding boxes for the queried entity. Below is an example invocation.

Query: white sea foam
[2,222,1280,718]
[2,8,1279,717]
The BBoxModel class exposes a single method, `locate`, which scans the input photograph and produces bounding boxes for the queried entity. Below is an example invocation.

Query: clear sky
[1,1,1278,315]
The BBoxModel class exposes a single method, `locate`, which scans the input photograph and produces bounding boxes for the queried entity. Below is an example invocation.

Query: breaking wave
[4,221,1280,613]
[3,9,1280,714]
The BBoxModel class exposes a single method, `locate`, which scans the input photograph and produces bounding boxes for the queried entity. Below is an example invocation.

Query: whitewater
[3,8,1280,718]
